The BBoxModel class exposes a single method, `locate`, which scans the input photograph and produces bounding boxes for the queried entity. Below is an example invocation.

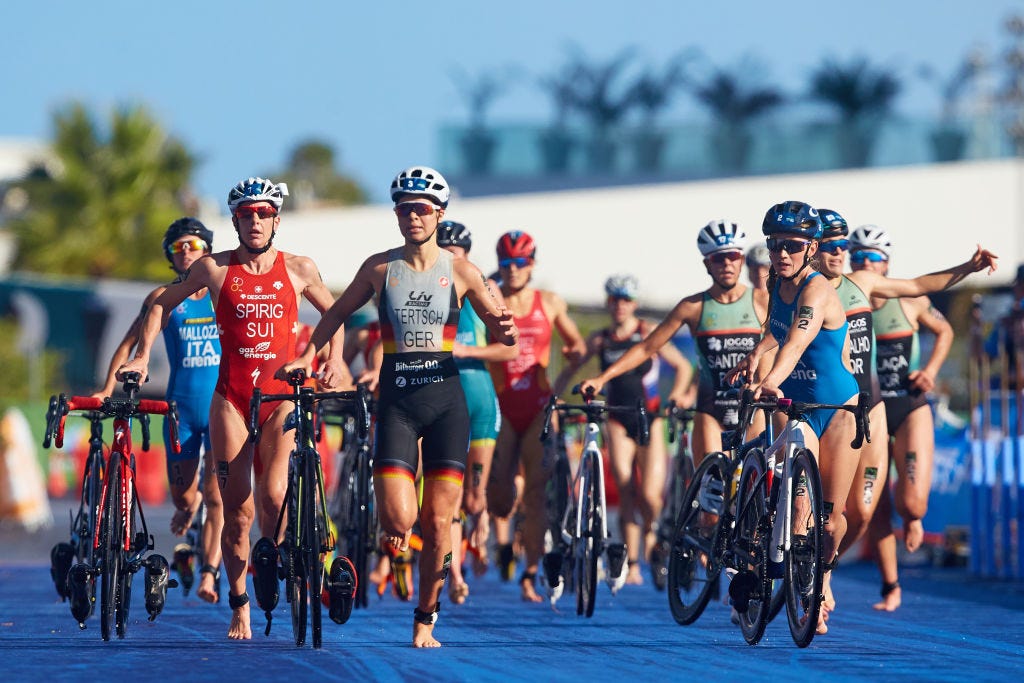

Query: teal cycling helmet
[818,208,848,239]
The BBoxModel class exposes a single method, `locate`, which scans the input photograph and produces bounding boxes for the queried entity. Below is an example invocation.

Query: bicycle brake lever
[540,396,557,442]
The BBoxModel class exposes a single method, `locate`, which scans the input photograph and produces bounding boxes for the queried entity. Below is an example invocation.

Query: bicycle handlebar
[45,393,181,454]
[732,389,872,450]
[540,392,650,446]
[663,400,697,444]
[249,377,371,444]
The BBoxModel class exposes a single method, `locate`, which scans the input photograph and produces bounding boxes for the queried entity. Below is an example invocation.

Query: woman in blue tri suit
[94,218,224,604]
[727,201,861,636]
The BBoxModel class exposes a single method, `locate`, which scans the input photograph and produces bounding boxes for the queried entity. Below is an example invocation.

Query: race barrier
[969,310,1024,579]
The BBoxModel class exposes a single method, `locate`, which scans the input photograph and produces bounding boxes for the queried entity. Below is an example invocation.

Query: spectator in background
[745,244,771,291]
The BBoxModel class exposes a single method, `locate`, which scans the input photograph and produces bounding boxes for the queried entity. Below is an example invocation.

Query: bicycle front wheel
[785,448,824,648]
[99,456,124,642]
[306,450,326,649]
[576,461,600,618]
[667,452,729,625]
[355,447,377,610]
[287,460,308,647]
[732,450,770,645]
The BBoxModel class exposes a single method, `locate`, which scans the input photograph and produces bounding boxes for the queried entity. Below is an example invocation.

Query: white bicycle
[540,386,649,616]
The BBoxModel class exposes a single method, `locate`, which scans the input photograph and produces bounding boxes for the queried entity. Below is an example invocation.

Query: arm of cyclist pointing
[580,294,700,397]
[860,244,999,300]
[116,263,211,383]
[277,256,379,380]
[94,286,173,397]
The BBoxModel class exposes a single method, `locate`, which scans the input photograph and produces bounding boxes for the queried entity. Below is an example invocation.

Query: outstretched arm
[869,245,999,299]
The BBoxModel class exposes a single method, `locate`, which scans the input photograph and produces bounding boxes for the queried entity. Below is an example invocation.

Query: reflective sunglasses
[818,239,850,254]
[850,250,888,264]
[498,257,533,269]
[766,238,810,255]
[233,205,278,220]
[168,238,208,255]
[394,201,438,218]
[707,250,743,265]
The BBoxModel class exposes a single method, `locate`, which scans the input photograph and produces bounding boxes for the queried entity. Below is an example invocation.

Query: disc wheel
[667,452,729,625]
[785,448,824,648]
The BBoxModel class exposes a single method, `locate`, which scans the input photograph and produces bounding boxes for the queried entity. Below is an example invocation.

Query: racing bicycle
[249,371,370,648]
[540,386,649,617]
[44,372,181,640]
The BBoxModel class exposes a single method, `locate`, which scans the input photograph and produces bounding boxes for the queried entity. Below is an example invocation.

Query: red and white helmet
[496,231,537,260]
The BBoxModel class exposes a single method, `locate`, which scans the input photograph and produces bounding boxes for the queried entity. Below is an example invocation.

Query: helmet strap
[780,243,813,282]
[237,227,276,254]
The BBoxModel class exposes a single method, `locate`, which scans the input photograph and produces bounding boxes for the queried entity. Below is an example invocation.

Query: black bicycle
[649,401,696,590]
[249,371,370,648]
[45,373,181,640]
[322,386,377,610]
[46,399,108,613]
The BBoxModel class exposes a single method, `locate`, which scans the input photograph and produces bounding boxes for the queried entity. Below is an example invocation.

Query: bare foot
[816,604,830,635]
[625,563,644,586]
[520,576,543,603]
[369,555,390,585]
[469,510,490,549]
[170,494,202,536]
[227,602,252,640]
[448,581,469,605]
[873,584,901,612]
[823,573,836,613]
[904,520,924,553]
[383,530,411,553]
[470,548,490,578]
[197,570,219,604]
[413,620,441,648]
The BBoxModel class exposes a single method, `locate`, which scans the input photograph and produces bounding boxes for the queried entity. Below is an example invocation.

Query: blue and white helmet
[604,274,639,300]
[697,220,747,256]
[390,166,450,207]
[227,176,289,212]
[762,201,821,238]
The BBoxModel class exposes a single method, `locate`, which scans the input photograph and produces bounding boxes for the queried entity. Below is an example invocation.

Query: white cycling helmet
[745,245,771,268]
[697,220,747,256]
[849,224,892,258]
[604,274,639,300]
[390,166,450,207]
[227,177,289,212]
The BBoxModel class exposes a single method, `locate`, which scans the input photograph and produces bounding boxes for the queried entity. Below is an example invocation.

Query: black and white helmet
[227,177,289,212]
[390,166,450,207]
[697,220,746,256]
[849,224,892,258]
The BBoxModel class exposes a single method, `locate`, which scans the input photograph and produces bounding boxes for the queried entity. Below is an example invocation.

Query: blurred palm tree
[809,58,901,167]
[563,46,638,173]
[628,51,694,171]
[450,66,518,175]
[7,102,194,281]
[691,66,784,173]
[275,140,367,208]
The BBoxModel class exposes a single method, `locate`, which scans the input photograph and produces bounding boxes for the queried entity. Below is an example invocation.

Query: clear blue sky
[4,1,1021,206]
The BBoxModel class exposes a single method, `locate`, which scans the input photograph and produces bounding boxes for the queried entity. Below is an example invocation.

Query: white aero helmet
[604,274,639,300]
[849,224,892,258]
[390,166,450,207]
[697,219,746,256]
[227,177,289,212]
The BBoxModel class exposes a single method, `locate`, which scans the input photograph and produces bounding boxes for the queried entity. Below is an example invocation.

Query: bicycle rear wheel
[99,456,124,642]
[732,450,770,645]
[576,460,599,617]
[667,452,729,625]
[785,448,824,648]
